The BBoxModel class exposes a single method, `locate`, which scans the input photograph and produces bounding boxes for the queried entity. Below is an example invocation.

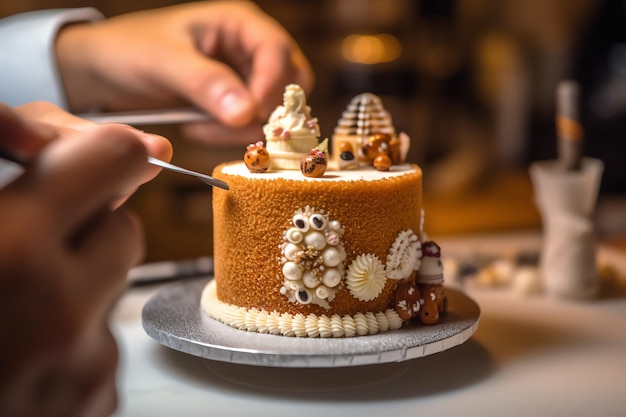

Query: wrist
[55,23,99,112]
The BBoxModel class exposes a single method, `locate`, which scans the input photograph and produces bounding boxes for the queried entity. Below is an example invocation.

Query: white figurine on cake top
[263,84,321,169]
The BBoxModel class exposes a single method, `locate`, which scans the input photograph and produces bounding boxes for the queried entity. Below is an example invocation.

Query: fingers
[13,124,149,235]
[153,45,257,127]
[243,33,314,119]
[15,100,95,132]
[75,208,144,312]
[72,324,120,417]
[13,102,174,183]
[145,2,314,129]
[0,102,57,160]
[27,324,120,417]
[134,131,173,183]
[247,42,315,119]
[223,3,315,117]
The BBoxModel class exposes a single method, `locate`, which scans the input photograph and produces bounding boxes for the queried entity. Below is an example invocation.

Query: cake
[201,85,447,338]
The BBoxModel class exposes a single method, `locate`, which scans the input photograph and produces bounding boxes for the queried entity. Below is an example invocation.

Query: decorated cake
[201,85,447,338]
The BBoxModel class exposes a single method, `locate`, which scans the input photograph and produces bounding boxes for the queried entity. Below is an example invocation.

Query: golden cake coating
[211,162,423,317]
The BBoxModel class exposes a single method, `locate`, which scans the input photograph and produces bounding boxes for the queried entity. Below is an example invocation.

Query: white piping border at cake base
[201,280,405,338]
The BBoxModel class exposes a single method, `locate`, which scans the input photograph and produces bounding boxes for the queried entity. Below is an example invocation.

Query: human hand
[55,1,314,145]
[0,107,150,416]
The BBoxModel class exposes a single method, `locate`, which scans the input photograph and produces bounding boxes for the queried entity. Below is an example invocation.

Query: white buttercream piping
[201,281,404,338]
[345,254,387,301]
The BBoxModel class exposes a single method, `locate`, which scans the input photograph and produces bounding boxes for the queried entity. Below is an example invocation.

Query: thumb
[156,48,257,127]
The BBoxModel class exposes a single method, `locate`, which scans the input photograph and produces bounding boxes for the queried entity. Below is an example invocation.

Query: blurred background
[3,0,625,262]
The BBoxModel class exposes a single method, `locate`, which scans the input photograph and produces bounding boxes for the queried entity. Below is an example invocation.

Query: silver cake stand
[142,277,480,368]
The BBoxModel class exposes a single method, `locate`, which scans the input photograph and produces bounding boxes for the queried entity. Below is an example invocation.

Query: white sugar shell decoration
[346,254,387,302]
[386,229,422,280]
[279,206,346,308]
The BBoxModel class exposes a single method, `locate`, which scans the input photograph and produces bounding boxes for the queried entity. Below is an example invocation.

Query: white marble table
[110,231,626,417]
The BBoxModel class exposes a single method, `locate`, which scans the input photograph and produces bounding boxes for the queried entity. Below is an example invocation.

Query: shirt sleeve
[0,8,104,109]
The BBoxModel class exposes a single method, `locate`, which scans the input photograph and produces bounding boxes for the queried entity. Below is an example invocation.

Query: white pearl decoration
[282,262,302,281]
[322,247,343,267]
[304,231,326,250]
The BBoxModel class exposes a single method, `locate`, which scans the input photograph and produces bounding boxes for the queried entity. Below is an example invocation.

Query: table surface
[110,231,626,417]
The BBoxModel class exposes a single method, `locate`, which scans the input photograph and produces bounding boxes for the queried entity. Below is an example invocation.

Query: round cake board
[141,277,480,369]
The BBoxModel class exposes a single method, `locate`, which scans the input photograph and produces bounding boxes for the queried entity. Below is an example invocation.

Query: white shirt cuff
[0,8,104,109]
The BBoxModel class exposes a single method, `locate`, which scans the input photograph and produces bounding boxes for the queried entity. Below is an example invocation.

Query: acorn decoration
[244,141,271,173]
[301,138,329,178]
[373,153,392,171]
